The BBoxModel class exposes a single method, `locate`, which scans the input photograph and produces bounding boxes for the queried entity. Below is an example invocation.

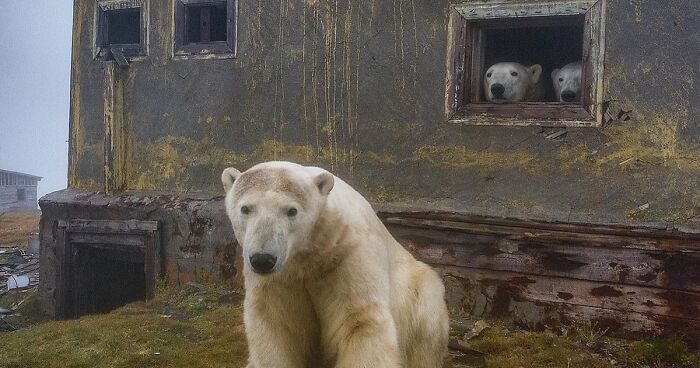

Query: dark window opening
[175,0,236,56]
[16,188,26,201]
[106,9,141,45]
[187,4,228,43]
[481,23,584,102]
[73,245,146,316]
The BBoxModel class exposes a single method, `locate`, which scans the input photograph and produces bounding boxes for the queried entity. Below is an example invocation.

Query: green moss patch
[0,286,248,368]
[2,286,699,368]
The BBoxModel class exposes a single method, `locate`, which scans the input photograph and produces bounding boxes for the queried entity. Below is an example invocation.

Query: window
[17,188,26,201]
[95,0,148,59]
[175,0,237,57]
[445,0,606,126]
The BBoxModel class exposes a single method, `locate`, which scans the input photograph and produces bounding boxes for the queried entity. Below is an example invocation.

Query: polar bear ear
[528,64,543,83]
[551,68,560,82]
[313,172,335,196]
[221,167,242,193]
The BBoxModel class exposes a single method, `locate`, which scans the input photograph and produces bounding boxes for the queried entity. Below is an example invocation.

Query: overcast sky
[0,1,73,199]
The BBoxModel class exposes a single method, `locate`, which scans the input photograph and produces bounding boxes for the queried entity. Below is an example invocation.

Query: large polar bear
[552,61,583,102]
[483,62,544,102]
[221,161,449,368]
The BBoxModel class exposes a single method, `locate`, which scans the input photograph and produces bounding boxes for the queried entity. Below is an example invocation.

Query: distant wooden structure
[0,169,41,212]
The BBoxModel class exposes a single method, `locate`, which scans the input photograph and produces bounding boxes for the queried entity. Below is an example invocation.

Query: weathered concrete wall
[68,0,699,229]
[0,185,39,212]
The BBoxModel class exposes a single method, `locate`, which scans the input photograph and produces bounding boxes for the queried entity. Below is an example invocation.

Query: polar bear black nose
[491,84,505,97]
[561,90,577,102]
[250,253,277,274]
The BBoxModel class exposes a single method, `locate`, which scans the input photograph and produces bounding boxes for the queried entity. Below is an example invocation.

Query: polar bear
[552,61,583,102]
[483,62,545,102]
[221,161,449,368]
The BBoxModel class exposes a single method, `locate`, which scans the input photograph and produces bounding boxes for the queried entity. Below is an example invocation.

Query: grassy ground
[1,285,698,368]
[0,212,40,247]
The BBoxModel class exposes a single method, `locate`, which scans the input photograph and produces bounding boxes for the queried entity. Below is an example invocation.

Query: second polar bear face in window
[483,62,544,103]
[552,61,583,103]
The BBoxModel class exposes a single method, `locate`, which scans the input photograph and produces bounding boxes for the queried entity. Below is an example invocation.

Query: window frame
[174,0,238,58]
[94,0,149,60]
[445,0,606,127]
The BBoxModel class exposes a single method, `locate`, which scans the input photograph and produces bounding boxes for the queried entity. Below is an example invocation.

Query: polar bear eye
[511,71,518,77]
[486,72,492,78]
[287,208,298,217]
[559,78,564,82]
[241,206,251,215]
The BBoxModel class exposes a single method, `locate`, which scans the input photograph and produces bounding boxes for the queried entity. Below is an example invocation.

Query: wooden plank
[67,219,159,233]
[583,0,606,125]
[385,217,664,250]
[459,102,594,122]
[389,224,700,292]
[438,266,700,320]
[68,232,146,248]
[455,1,595,20]
[378,211,700,245]
[54,222,70,319]
[551,304,700,342]
[444,9,468,119]
[103,60,116,195]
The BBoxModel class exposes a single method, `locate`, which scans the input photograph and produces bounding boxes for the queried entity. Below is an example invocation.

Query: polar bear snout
[250,253,278,274]
[490,83,506,98]
[561,90,577,102]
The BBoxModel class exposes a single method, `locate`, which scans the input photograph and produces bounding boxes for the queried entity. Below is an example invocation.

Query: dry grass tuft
[0,212,40,247]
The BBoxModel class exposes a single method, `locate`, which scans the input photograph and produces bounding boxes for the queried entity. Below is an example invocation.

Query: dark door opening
[73,245,147,316]
[56,219,160,319]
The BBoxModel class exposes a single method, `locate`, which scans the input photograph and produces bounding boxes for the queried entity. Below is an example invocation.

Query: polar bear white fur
[484,62,545,102]
[552,61,583,102]
[221,161,449,368]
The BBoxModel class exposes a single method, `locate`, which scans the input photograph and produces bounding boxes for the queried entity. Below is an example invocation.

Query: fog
[0,1,73,199]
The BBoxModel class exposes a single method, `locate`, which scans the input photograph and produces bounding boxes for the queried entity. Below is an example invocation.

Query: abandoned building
[0,169,41,212]
[39,0,699,342]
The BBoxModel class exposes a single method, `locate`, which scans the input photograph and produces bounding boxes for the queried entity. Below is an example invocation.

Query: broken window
[175,0,237,57]
[95,0,147,59]
[445,1,606,126]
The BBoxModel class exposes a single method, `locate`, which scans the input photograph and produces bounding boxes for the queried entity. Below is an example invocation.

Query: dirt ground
[0,212,40,247]
[1,285,698,368]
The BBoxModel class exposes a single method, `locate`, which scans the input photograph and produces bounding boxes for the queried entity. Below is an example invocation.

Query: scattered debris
[545,129,569,140]
[7,275,30,290]
[618,157,635,166]
[0,245,40,331]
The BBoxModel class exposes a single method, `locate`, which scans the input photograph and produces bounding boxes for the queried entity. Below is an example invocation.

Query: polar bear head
[222,161,334,275]
[483,62,542,103]
[552,61,582,102]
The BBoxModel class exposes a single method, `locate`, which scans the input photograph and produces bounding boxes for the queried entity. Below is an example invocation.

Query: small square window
[175,0,237,57]
[17,188,26,201]
[107,9,141,45]
[95,0,147,59]
[445,1,606,127]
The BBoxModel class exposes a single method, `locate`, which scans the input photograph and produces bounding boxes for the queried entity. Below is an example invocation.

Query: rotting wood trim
[439,265,700,321]
[378,212,700,244]
[67,219,159,233]
[388,224,700,292]
[454,0,596,20]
